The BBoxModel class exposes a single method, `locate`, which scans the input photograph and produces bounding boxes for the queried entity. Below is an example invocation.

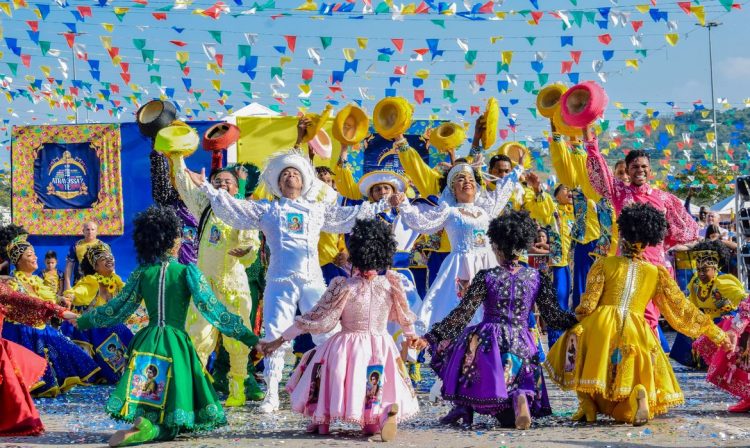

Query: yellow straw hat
[301,104,334,143]
[332,104,370,145]
[481,97,499,149]
[373,97,413,140]
[536,84,568,119]
[153,121,200,157]
[497,141,530,169]
[430,122,466,153]
[552,108,583,138]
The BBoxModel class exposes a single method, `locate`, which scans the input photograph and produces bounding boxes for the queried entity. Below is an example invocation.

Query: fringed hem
[107,412,228,434]
[300,409,418,427]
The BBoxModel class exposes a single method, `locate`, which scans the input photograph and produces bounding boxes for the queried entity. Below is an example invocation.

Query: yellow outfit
[41,270,62,296]
[545,256,727,422]
[318,231,347,267]
[687,273,747,320]
[524,188,575,267]
[64,273,125,308]
[171,155,260,379]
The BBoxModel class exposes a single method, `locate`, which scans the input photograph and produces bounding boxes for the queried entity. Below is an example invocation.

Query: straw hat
[308,129,333,159]
[560,81,608,128]
[373,97,413,140]
[136,100,177,139]
[153,122,199,157]
[332,104,370,146]
[301,104,334,144]
[536,84,567,119]
[497,141,530,169]
[430,122,466,153]
[481,97,499,149]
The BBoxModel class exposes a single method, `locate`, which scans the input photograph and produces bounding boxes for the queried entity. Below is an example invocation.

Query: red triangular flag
[470,106,480,115]
[120,62,129,73]
[475,73,486,85]
[530,11,543,24]
[26,20,38,32]
[170,40,187,47]
[499,129,509,140]
[478,1,493,13]
[215,54,224,67]
[598,34,612,45]
[560,60,574,73]
[21,54,31,68]
[677,2,691,14]
[120,72,131,84]
[415,1,429,13]
[631,20,643,32]
[284,35,297,53]
[301,69,314,80]
[391,38,404,53]
[63,32,76,48]
[153,12,167,20]
[570,51,581,64]
[394,65,407,75]
[414,89,425,104]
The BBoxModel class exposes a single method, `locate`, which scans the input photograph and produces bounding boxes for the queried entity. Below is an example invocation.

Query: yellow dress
[545,256,726,419]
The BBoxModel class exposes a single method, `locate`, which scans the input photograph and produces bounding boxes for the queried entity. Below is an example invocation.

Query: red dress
[0,283,66,436]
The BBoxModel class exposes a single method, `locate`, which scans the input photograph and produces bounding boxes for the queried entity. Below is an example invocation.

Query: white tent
[223,103,280,164]
[710,195,735,218]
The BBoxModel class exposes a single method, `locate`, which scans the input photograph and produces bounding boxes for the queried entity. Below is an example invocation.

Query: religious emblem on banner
[45,150,90,199]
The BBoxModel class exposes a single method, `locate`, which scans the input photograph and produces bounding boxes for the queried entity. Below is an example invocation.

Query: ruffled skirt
[0,338,47,436]
[61,321,134,384]
[286,331,419,426]
[694,317,750,400]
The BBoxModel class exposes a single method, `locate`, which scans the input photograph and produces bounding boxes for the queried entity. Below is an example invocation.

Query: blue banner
[33,142,101,209]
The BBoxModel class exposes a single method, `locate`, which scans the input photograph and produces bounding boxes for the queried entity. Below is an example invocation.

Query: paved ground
[3,332,750,448]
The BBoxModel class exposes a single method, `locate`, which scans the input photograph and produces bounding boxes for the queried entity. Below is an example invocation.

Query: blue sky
[1,0,749,165]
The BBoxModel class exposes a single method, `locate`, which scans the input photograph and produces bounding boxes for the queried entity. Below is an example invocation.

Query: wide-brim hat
[560,80,608,128]
[481,97,499,148]
[497,141,530,169]
[332,104,369,145]
[373,97,413,140]
[261,150,314,199]
[137,100,177,139]
[301,104,333,143]
[308,129,333,159]
[430,122,466,153]
[536,84,567,119]
[358,170,408,198]
[154,122,200,157]
[553,108,583,138]
[203,122,240,151]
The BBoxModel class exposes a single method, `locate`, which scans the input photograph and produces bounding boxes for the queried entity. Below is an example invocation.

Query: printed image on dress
[96,333,128,373]
[286,213,304,234]
[127,352,172,408]
[737,332,750,372]
[182,225,196,244]
[472,229,487,247]
[564,333,578,372]
[365,364,384,410]
[307,362,323,405]
[502,353,522,386]
[208,225,221,245]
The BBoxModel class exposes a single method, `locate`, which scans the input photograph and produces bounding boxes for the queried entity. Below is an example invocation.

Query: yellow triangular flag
[101,23,114,33]
[0,3,12,16]
[691,5,705,26]
[665,33,679,46]
[100,36,112,49]
[501,50,513,65]
[614,101,623,109]
[666,124,675,136]
[280,56,292,66]
[494,11,506,19]
[401,3,415,14]
[706,131,715,143]
[342,48,356,62]
[701,110,711,119]
[11,0,26,10]
[625,59,639,69]
[635,4,649,13]
[357,37,368,49]
[414,69,430,79]
[176,51,190,64]
[295,0,317,11]
[650,119,660,130]
[211,80,221,91]
[40,65,50,77]
[490,36,503,44]
[440,79,451,89]
[299,84,311,94]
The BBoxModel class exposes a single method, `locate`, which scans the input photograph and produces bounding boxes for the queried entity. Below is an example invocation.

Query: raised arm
[396,139,442,197]
[584,134,615,202]
[653,265,726,346]
[199,179,269,231]
[425,269,488,346]
[397,200,451,235]
[476,163,523,217]
[321,200,385,234]
[662,191,700,247]
[170,156,210,217]
[77,268,145,330]
[550,134,578,188]
[386,270,417,337]
[150,150,181,205]
[332,146,364,200]
[185,263,259,348]
[281,277,351,341]
[536,273,577,329]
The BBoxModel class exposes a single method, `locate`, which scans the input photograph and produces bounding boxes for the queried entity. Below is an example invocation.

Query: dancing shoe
[225,375,246,407]
[728,398,750,413]
[571,393,598,423]
[245,372,265,402]
[259,391,280,413]
[108,417,158,447]
[631,384,650,426]
[306,423,330,435]
[514,394,532,430]
[380,403,399,442]
[439,405,474,426]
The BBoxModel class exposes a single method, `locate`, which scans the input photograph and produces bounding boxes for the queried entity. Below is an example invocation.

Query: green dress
[77,259,258,437]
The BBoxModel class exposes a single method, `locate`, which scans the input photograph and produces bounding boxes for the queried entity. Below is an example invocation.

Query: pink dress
[585,136,699,329]
[283,270,420,426]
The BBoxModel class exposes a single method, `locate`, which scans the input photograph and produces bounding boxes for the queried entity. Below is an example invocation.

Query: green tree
[666,161,737,206]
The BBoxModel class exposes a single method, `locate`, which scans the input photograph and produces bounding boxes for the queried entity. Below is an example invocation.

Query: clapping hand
[526,172,542,193]
[408,336,428,351]
[185,167,207,188]
[262,337,286,356]
[389,192,405,208]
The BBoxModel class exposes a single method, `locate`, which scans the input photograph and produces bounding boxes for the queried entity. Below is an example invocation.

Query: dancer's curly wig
[691,239,731,272]
[0,224,28,261]
[133,206,182,265]
[80,251,96,276]
[617,203,667,247]
[487,210,537,259]
[347,219,397,272]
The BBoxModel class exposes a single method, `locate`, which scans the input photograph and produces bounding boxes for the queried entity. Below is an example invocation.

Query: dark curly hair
[617,203,667,247]
[80,250,96,276]
[487,210,537,260]
[347,219,397,272]
[133,205,182,265]
[0,224,28,261]
[625,149,650,168]
[691,239,731,272]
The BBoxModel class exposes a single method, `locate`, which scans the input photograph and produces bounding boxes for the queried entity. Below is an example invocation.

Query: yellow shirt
[686,273,748,320]
[318,232,347,267]
[64,273,125,308]
[523,188,574,267]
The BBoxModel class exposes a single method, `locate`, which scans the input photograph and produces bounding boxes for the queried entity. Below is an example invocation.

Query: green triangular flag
[150,75,161,85]
[39,41,50,56]
[320,36,332,49]
[571,10,583,27]
[537,73,549,85]
[147,63,160,72]
[496,62,509,73]
[584,11,596,24]
[300,98,311,107]
[141,49,154,63]
[241,82,252,91]
[133,39,146,50]
[719,0,733,11]
[465,50,477,65]
[238,44,252,59]
[523,80,535,93]
[6,63,17,76]
[526,36,536,46]
[431,19,445,28]
[374,2,390,13]
[209,30,222,44]
[270,66,283,79]
[443,89,454,100]
[446,74,456,82]
[377,54,390,62]
[600,120,609,131]
[635,49,648,57]
[528,108,538,119]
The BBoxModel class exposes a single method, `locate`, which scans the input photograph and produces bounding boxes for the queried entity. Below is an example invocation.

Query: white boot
[259,377,280,413]
[429,377,443,403]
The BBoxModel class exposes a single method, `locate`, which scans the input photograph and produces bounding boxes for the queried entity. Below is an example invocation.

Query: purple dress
[425,265,576,422]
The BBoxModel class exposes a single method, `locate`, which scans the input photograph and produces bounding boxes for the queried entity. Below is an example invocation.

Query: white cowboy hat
[358,170,408,199]
[261,150,315,199]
